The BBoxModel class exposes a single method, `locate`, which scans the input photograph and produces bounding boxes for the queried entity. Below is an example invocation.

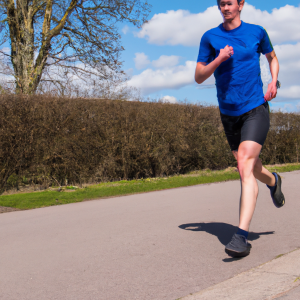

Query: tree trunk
[6,0,76,94]
[7,0,47,94]
[2,0,147,95]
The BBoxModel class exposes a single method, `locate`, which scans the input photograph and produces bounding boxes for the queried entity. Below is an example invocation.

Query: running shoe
[269,172,285,208]
[225,233,252,258]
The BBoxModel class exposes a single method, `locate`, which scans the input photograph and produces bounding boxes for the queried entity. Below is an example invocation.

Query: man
[195,0,285,257]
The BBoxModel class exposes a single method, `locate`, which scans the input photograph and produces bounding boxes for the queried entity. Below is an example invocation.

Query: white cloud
[152,55,180,68]
[279,86,300,99]
[242,5,300,45]
[137,4,300,46]
[271,101,300,113]
[260,43,300,100]
[260,55,272,87]
[274,43,300,85]
[136,7,219,46]
[130,4,300,101]
[122,25,130,35]
[128,42,300,98]
[0,47,10,54]
[127,61,198,95]
[161,96,178,103]
[134,52,150,70]
[125,68,134,77]
[129,55,274,96]
[272,43,300,100]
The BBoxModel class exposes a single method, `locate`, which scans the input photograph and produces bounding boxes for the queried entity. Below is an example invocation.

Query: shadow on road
[178,222,274,246]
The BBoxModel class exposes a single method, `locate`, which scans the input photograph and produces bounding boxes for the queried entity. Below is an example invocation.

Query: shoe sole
[225,247,251,258]
[272,174,285,208]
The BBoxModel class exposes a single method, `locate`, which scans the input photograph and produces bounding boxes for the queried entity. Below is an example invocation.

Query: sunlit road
[0,171,299,300]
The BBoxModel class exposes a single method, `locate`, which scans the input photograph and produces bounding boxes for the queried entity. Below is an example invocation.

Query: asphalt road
[0,171,300,300]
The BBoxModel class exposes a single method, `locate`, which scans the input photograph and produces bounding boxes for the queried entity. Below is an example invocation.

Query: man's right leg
[253,158,275,186]
[253,158,285,207]
[234,155,285,208]
[234,148,275,186]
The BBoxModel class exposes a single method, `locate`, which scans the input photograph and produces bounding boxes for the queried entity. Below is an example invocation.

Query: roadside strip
[1,164,300,211]
[180,249,300,300]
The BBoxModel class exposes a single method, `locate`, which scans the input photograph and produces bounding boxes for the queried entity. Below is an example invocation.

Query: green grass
[1,163,300,211]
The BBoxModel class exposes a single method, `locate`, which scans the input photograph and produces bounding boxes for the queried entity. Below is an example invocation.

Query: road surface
[0,171,299,300]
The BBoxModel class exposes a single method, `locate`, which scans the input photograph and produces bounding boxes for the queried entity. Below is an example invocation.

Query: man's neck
[223,18,242,31]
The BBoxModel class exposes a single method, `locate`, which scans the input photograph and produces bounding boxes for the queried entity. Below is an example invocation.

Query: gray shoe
[269,172,285,208]
[225,234,252,258]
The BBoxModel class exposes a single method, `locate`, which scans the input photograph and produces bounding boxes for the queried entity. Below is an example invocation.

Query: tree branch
[31,0,47,19]
[42,0,53,37]
[1,0,151,94]
[48,0,79,39]
[0,50,11,57]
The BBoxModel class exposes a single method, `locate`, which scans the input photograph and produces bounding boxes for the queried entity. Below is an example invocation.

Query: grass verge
[1,163,300,211]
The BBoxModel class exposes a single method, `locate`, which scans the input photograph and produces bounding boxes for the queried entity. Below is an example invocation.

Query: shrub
[0,95,299,192]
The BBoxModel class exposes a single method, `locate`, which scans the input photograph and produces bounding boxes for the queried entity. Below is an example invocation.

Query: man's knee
[237,152,251,165]
[237,153,256,176]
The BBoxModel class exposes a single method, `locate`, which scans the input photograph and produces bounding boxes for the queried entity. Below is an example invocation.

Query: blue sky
[120,0,300,111]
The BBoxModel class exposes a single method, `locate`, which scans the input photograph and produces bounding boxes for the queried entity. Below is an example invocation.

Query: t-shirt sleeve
[197,33,215,64]
[259,28,274,55]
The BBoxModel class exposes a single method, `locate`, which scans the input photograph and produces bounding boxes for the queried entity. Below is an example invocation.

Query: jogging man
[195,0,285,257]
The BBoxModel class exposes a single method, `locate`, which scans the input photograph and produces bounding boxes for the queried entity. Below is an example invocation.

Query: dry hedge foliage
[0,95,300,192]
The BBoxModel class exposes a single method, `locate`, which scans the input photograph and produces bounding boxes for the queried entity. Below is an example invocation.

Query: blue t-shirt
[197,21,273,116]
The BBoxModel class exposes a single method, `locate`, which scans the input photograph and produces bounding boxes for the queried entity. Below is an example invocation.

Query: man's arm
[195,45,234,84]
[264,50,279,101]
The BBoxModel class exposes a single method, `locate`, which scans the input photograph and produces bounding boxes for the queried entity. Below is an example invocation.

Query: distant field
[0,163,299,212]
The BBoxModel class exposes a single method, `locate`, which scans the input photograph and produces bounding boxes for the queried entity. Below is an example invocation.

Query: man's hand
[218,45,234,63]
[265,51,279,101]
[195,45,233,84]
[264,81,277,101]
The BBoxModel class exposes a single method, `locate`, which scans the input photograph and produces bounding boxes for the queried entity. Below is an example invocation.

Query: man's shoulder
[242,22,265,33]
[202,25,223,38]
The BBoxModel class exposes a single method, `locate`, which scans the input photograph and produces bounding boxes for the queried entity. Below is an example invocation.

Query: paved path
[0,171,300,300]
[182,249,300,300]
[275,285,300,299]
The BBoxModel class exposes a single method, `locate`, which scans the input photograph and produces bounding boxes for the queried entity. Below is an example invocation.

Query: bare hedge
[0,95,299,192]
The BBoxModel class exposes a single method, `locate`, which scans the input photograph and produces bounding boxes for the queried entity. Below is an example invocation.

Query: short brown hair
[217,0,242,7]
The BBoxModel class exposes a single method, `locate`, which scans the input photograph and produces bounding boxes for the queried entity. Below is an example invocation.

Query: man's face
[219,0,242,21]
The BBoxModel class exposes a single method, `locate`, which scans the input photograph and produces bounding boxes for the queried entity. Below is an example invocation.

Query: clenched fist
[264,81,278,101]
[219,45,234,63]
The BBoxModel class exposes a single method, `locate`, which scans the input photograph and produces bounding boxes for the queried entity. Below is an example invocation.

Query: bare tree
[0,0,150,94]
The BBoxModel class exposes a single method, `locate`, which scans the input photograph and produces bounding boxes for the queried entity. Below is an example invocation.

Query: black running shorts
[220,102,270,151]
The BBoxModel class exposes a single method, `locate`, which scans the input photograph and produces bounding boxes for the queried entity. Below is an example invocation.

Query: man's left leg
[225,141,261,257]
[237,141,262,231]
